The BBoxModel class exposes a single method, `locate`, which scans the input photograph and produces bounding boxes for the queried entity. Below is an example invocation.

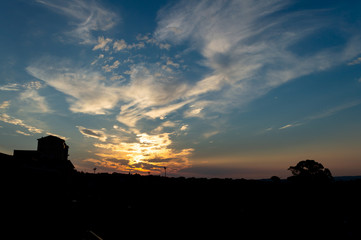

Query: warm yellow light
[90,132,193,174]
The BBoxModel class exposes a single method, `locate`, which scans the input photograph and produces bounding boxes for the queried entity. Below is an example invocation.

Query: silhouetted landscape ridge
[2,136,361,239]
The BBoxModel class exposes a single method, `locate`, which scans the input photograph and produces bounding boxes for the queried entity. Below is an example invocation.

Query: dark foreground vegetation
[2,136,358,239]
[3,165,361,240]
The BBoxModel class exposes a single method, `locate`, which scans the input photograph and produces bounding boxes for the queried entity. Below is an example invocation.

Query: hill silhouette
[1,136,361,239]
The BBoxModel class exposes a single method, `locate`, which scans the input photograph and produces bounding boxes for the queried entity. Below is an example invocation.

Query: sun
[91,132,193,174]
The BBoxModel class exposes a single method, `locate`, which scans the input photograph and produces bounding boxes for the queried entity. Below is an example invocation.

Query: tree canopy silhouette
[287,159,333,183]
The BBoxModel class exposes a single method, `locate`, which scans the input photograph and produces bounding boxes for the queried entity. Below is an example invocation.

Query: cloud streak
[279,100,361,130]
[26,61,122,115]
[0,113,43,134]
[26,57,192,125]
[37,0,118,44]
[19,89,51,113]
[77,126,108,142]
[155,0,361,115]
[0,101,10,109]
[22,0,361,176]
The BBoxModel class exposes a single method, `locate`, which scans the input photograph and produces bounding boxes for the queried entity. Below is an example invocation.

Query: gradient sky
[1,0,361,179]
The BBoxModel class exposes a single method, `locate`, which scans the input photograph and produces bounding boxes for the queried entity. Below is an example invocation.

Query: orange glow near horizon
[85,132,193,175]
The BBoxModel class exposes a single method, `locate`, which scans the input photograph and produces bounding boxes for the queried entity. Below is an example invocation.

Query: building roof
[38,135,66,142]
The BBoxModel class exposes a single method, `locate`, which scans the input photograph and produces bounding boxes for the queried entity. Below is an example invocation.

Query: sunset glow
[1,0,361,178]
[86,132,193,175]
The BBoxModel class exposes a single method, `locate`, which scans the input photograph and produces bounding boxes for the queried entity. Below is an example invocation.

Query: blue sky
[1,0,361,178]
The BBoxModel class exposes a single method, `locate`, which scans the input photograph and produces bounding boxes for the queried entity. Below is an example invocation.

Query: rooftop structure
[12,135,74,173]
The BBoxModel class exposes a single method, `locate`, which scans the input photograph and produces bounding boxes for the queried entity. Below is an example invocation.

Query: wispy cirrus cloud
[36,0,118,44]
[77,126,107,142]
[155,0,361,115]
[0,81,43,92]
[93,35,161,53]
[16,130,31,136]
[306,100,361,121]
[0,113,43,134]
[26,58,190,123]
[19,89,51,113]
[348,56,361,66]
[0,101,10,109]
[279,100,361,130]
[102,60,120,72]
[144,99,192,120]
[26,60,122,115]
[116,64,190,126]
[0,83,20,91]
[0,81,51,113]
[92,36,113,51]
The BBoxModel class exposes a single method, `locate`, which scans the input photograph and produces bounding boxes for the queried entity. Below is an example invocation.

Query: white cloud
[16,130,31,136]
[158,43,171,50]
[185,74,226,98]
[113,39,145,52]
[348,56,361,65]
[306,100,361,121]
[162,121,176,128]
[110,75,124,81]
[91,54,105,65]
[0,81,50,113]
[279,124,294,130]
[37,0,118,44]
[183,101,210,118]
[113,39,127,51]
[184,107,203,118]
[144,100,192,119]
[19,89,51,113]
[127,42,145,50]
[0,113,43,134]
[125,65,189,107]
[93,36,113,51]
[26,60,122,115]
[180,124,188,131]
[102,60,121,72]
[166,59,179,68]
[115,65,191,126]
[278,100,361,130]
[116,104,146,127]
[203,130,219,139]
[0,101,10,109]
[156,0,361,115]
[77,126,107,142]
[0,83,20,91]
[27,58,192,125]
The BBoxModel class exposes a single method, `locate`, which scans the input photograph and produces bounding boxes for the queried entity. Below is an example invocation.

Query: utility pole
[93,167,97,174]
[164,167,167,177]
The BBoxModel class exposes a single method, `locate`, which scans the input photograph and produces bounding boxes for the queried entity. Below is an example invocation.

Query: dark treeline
[3,165,361,239]
[3,137,360,239]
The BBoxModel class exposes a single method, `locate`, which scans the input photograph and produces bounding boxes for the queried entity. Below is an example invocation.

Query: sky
[1,0,361,179]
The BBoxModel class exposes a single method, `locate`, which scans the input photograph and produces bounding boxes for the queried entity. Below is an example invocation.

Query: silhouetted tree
[287,159,333,183]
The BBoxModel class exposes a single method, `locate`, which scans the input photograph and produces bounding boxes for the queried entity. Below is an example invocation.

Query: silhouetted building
[13,150,38,161]
[0,152,14,168]
[37,135,69,162]
[12,135,74,173]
